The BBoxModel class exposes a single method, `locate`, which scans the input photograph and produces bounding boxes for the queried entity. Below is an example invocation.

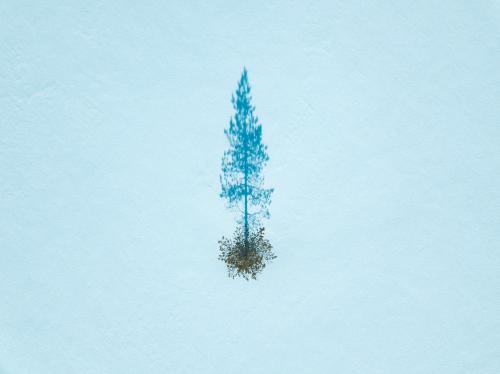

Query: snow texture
[1,1,500,373]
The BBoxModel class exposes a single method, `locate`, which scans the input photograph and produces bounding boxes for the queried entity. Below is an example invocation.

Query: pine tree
[220,68,273,255]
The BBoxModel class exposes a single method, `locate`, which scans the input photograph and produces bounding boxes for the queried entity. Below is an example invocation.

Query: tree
[218,226,276,280]
[220,68,273,256]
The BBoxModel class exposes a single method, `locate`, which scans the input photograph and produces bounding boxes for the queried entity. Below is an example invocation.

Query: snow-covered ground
[1,1,499,373]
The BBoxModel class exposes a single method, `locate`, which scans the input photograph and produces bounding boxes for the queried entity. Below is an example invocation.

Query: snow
[1,1,500,373]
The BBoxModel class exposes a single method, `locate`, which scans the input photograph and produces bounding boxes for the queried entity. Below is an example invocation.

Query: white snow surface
[1,1,500,373]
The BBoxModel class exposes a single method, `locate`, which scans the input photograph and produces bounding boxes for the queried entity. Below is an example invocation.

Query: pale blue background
[1,1,500,373]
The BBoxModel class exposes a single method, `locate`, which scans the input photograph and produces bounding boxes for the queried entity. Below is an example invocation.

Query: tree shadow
[218,226,276,281]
